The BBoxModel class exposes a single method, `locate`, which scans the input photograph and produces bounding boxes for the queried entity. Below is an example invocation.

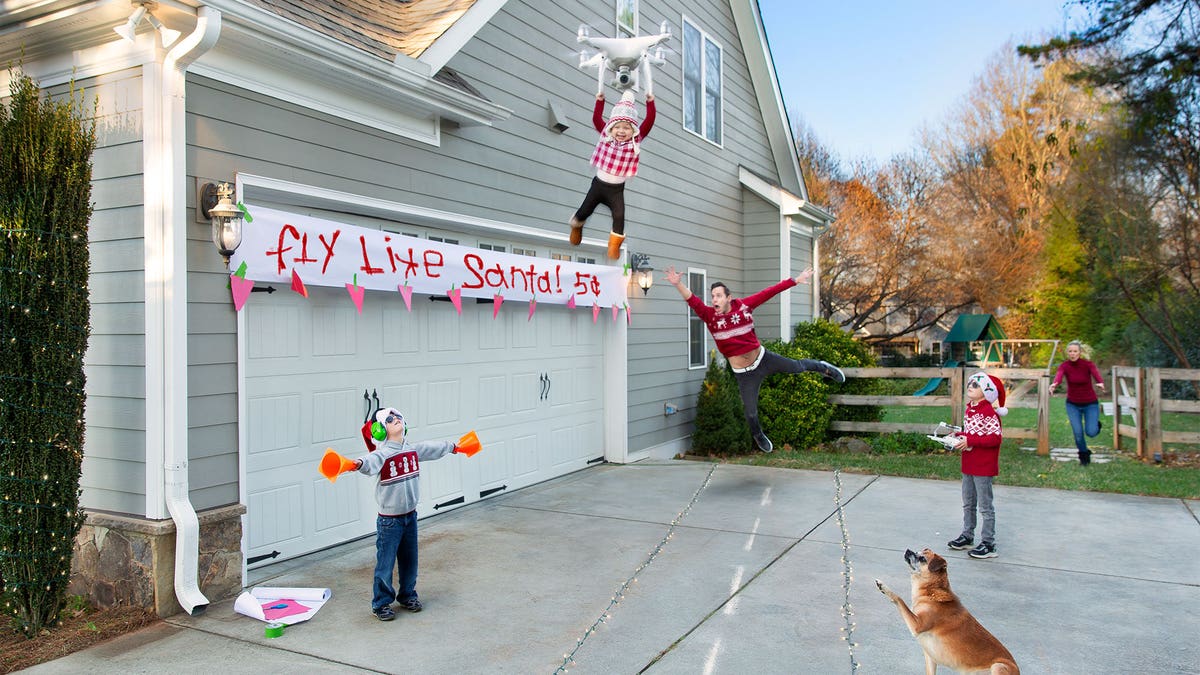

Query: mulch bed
[1,605,159,674]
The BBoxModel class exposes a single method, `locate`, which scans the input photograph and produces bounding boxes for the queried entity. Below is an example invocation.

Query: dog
[875,548,1019,674]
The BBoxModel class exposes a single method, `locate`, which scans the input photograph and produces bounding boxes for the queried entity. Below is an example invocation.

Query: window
[512,247,537,257]
[479,243,505,252]
[688,269,707,368]
[682,18,722,145]
[616,0,637,37]
[429,236,459,245]
[576,255,597,264]
[550,253,572,262]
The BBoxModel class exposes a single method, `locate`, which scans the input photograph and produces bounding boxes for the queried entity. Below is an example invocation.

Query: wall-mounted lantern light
[201,182,243,268]
[113,1,181,47]
[629,252,653,295]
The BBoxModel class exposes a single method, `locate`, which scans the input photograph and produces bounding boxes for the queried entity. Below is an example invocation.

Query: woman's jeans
[1065,400,1101,453]
[373,512,418,610]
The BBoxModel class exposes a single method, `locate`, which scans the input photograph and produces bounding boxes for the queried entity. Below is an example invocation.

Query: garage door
[242,283,607,565]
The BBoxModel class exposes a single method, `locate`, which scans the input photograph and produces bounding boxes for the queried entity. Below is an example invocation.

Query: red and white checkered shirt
[589,97,656,179]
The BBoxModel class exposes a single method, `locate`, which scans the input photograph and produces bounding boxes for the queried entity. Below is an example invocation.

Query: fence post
[1110,366,1119,452]
[1037,375,1050,456]
[1135,368,1145,460]
[1145,367,1162,460]
[951,367,964,426]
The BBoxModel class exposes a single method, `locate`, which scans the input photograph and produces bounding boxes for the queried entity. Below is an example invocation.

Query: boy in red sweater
[946,372,1007,559]
[664,265,845,453]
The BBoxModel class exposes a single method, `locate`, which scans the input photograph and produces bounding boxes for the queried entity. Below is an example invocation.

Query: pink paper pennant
[345,282,365,314]
[566,294,577,309]
[492,293,504,319]
[611,304,619,322]
[448,287,463,315]
[592,303,601,324]
[290,269,309,298]
[397,284,413,311]
[625,303,632,325]
[527,297,537,321]
[230,274,255,312]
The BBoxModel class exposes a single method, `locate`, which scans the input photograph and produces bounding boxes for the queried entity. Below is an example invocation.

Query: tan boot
[606,232,625,260]
[569,217,584,246]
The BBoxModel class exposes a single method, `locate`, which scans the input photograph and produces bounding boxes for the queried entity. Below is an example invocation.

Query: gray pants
[960,474,995,545]
[733,350,825,438]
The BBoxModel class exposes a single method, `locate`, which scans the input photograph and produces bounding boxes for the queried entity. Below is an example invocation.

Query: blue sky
[757,1,1084,164]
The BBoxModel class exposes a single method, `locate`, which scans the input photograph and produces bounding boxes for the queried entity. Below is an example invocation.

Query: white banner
[230,205,629,307]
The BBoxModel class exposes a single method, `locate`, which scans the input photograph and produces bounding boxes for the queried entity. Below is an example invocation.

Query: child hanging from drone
[569,88,655,259]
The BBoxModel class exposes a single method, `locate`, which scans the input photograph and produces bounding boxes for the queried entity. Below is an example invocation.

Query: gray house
[0,0,832,616]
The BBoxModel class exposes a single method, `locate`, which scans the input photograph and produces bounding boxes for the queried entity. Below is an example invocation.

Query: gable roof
[944,314,1007,343]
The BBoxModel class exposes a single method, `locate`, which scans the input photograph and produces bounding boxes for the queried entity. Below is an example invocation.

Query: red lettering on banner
[317,231,340,274]
[396,248,419,278]
[266,225,298,273]
[423,250,444,278]
[483,263,509,289]
[462,254,485,289]
[293,232,318,267]
[555,265,562,293]
[509,266,530,293]
[574,271,601,298]
[536,270,552,294]
[358,236,384,275]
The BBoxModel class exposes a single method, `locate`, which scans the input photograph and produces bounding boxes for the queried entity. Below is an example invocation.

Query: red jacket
[1052,358,1104,405]
[960,400,1002,477]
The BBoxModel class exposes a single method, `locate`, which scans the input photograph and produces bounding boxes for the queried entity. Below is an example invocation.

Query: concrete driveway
[25,460,1200,674]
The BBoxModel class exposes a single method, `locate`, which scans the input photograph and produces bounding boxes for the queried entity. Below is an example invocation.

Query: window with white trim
[616,0,637,37]
[682,17,722,145]
[688,269,708,368]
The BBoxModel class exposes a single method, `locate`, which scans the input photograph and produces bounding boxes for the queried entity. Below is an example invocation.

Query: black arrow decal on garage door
[434,496,465,510]
[480,485,507,498]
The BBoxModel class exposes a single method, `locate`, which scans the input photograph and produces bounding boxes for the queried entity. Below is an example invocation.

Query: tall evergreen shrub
[692,353,752,454]
[0,72,95,635]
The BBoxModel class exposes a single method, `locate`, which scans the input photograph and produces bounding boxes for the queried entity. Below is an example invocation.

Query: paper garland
[448,287,463,315]
[493,293,504,319]
[398,284,413,311]
[230,274,255,311]
[291,269,308,297]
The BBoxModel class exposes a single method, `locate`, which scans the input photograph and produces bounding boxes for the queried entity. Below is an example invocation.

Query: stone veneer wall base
[69,503,246,617]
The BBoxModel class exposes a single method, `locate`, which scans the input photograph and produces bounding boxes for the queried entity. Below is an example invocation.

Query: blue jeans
[1065,401,1101,453]
[373,512,418,611]
[733,350,826,438]
[960,474,995,545]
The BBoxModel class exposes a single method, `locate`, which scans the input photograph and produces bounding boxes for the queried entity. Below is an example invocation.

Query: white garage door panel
[246,283,606,565]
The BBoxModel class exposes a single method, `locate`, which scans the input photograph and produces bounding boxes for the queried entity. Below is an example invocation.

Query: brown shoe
[568,218,584,246]
[606,232,625,260]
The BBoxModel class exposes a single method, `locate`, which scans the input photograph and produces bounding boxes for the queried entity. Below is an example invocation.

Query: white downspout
[159,6,222,616]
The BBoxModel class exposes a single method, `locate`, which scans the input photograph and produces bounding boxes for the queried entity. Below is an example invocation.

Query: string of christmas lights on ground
[834,469,860,673]
[553,463,718,674]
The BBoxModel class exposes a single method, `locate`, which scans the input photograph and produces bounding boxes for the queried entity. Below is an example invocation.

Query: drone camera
[616,65,632,86]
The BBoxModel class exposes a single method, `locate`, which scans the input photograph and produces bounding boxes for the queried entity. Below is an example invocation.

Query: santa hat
[359,407,404,452]
[967,372,1007,416]
[603,90,641,138]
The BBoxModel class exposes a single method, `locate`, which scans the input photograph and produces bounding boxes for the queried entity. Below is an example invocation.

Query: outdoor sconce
[629,252,653,295]
[113,1,181,47]
[201,182,243,269]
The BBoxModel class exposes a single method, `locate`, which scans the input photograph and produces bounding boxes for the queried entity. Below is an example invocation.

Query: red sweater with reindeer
[960,400,1002,477]
[685,278,797,359]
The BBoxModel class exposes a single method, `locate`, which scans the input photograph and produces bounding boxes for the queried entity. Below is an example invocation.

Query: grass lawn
[724,395,1200,500]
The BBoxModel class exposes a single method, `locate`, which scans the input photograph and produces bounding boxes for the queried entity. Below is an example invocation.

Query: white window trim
[681,15,724,147]
[687,267,709,370]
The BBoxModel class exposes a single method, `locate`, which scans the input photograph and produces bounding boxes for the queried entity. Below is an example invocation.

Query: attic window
[616,0,638,37]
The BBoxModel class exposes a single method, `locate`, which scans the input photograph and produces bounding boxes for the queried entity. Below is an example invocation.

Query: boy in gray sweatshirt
[352,407,459,621]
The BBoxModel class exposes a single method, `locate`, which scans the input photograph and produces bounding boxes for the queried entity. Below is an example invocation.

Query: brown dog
[876,548,1019,674]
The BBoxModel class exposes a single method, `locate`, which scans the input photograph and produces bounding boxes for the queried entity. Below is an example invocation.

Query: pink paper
[448,288,463,315]
[592,303,601,324]
[290,269,308,298]
[527,297,537,321]
[230,274,255,311]
[261,599,310,621]
[611,304,619,322]
[398,284,413,311]
[493,294,504,319]
[625,303,632,325]
[346,282,365,314]
[566,295,577,309]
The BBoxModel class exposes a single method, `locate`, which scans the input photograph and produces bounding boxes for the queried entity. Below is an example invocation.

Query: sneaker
[373,605,396,621]
[753,432,774,453]
[1079,451,1092,466]
[398,597,423,613]
[947,535,974,550]
[968,542,998,559]
[818,361,846,384]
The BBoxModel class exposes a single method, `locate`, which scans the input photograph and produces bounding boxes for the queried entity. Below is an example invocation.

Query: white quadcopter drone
[577,21,671,94]
[927,422,965,451]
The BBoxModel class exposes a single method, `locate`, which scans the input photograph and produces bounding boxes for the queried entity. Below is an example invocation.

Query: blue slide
[913,360,957,396]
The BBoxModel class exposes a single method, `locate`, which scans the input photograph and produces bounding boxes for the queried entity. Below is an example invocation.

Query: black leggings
[733,350,826,437]
[574,177,626,235]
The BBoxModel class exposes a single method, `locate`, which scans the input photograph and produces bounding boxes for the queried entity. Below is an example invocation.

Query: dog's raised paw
[875,579,887,594]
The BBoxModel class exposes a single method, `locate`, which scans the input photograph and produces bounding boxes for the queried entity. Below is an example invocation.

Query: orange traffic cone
[455,431,482,457]
[318,449,358,483]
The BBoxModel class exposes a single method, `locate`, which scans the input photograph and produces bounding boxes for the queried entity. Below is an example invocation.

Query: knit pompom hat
[967,372,1007,416]
[603,90,640,138]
